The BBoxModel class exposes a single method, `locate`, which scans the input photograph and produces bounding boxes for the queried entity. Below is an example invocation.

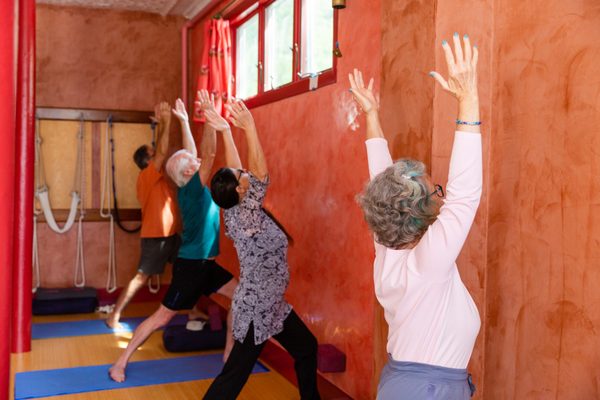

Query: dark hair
[210,168,240,209]
[133,145,150,170]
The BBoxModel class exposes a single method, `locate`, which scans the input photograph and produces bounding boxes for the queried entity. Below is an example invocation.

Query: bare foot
[105,313,123,330]
[109,364,126,382]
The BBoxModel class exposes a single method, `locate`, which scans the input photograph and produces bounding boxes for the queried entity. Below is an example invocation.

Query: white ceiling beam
[159,0,178,16]
[183,0,212,20]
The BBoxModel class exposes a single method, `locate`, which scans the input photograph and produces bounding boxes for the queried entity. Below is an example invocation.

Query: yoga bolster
[33,287,98,315]
[163,322,227,352]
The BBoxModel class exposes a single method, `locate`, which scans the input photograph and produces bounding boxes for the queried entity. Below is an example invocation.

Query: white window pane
[236,14,259,99]
[301,0,333,75]
[264,0,294,91]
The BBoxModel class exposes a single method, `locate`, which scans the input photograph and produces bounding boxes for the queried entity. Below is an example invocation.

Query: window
[232,0,338,107]
[235,14,259,99]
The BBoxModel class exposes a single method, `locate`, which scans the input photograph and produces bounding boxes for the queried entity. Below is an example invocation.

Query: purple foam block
[317,344,346,373]
[208,304,223,331]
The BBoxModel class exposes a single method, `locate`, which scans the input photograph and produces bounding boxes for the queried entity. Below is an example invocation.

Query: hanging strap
[107,118,141,234]
[104,217,117,293]
[32,214,40,293]
[32,118,42,293]
[101,116,118,293]
[37,190,80,234]
[147,274,161,294]
[73,215,86,287]
[34,119,81,234]
[73,116,86,287]
[150,120,157,148]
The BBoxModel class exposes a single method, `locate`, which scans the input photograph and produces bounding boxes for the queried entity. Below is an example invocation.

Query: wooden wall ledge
[35,208,141,222]
[36,107,153,124]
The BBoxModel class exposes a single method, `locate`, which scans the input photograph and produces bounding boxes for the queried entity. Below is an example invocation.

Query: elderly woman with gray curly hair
[349,33,482,400]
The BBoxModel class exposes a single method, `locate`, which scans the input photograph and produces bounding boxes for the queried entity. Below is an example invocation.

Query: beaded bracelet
[456,119,481,126]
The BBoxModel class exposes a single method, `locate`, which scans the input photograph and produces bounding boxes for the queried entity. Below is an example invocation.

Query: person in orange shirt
[106,102,201,328]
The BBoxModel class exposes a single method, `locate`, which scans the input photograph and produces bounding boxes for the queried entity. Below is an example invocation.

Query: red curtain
[193,18,233,122]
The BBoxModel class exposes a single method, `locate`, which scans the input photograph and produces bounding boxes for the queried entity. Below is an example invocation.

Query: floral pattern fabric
[224,174,292,345]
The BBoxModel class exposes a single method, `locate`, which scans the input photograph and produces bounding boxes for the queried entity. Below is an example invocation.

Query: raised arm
[172,98,197,157]
[413,33,482,278]
[198,122,217,185]
[348,69,392,179]
[152,102,172,170]
[226,101,267,180]
[199,90,243,170]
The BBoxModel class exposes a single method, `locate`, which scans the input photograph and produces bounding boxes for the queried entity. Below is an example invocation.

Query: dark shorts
[138,234,181,275]
[162,258,234,311]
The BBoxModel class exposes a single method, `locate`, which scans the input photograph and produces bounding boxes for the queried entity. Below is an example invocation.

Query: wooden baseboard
[35,208,141,222]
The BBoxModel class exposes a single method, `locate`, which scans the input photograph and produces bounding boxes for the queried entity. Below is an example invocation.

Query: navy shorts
[162,258,233,311]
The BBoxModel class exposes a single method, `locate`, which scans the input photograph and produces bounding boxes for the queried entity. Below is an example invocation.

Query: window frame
[230,0,339,108]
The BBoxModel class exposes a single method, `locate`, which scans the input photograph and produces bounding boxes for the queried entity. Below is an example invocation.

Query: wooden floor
[10,302,301,400]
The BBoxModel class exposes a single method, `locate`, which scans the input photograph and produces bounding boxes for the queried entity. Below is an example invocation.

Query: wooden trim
[35,208,141,223]
[36,107,153,124]
[244,68,336,109]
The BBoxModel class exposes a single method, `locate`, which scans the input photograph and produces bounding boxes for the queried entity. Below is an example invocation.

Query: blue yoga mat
[32,314,189,339]
[14,354,269,399]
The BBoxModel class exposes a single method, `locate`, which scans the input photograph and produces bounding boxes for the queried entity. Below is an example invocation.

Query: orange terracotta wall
[485,1,600,399]
[383,1,600,399]
[37,5,183,110]
[381,0,435,165]
[188,1,382,398]
[35,5,184,289]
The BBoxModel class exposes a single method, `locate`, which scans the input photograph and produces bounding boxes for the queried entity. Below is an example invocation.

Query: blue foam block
[32,314,189,339]
[15,354,268,399]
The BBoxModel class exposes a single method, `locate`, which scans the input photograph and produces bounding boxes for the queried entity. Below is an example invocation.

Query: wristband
[456,119,481,126]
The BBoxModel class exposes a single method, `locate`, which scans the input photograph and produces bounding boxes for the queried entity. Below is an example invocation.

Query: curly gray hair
[357,159,440,249]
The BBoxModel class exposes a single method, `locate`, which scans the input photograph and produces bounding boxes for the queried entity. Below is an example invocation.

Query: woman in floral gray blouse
[201,97,320,400]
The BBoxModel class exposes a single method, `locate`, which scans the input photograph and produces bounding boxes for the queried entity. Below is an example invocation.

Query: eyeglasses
[429,184,445,198]
[234,168,246,183]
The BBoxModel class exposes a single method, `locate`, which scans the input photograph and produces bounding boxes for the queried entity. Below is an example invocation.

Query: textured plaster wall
[37,4,183,110]
[485,1,600,399]
[382,1,600,399]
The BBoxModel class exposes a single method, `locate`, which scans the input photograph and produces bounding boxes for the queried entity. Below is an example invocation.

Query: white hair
[166,149,194,187]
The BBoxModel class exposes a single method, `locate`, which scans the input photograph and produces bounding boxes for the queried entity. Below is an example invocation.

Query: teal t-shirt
[177,172,220,259]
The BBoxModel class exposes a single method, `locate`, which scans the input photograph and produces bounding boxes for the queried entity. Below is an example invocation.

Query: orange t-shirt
[136,161,180,238]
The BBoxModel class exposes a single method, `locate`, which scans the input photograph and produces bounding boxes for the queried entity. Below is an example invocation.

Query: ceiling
[36,0,213,19]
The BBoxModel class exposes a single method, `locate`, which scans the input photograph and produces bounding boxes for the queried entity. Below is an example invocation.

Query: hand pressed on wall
[225,101,255,132]
[429,33,479,101]
[348,68,378,115]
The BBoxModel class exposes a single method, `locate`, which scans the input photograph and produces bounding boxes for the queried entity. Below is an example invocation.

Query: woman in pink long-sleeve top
[349,33,482,399]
